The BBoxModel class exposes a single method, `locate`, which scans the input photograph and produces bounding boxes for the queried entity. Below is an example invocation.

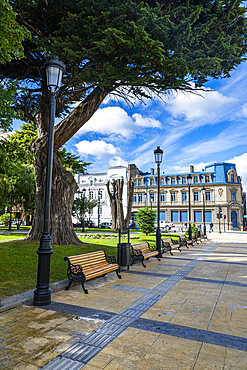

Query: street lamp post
[33,57,65,306]
[187,174,192,242]
[154,146,163,258]
[82,188,86,232]
[202,187,206,238]
[98,189,101,228]
[8,186,14,231]
[144,192,147,207]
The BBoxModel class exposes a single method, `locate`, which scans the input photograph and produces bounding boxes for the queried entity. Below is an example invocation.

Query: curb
[0,279,68,313]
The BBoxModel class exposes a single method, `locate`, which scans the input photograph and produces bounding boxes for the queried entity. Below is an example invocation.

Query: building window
[89,191,94,200]
[160,193,165,202]
[205,191,211,201]
[134,179,137,186]
[98,190,103,199]
[194,192,199,201]
[138,179,142,186]
[194,211,202,222]
[194,176,198,184]
[90,180,93,186]
[160,211,166,221]
[150,193,154,202]
[205,211,212,222]
[180,211,188,222]
[150,178,154,185]
[89,208,93,215]
[133,194,137,202]
[231,191,236,201]
[231,174,234,183]
[171,178,175,185]
[171,211,179,222]
[138,194,143,202]
[160,178,165,185]
[182,177,187,184]
[205,175,210,183]
[171,193,176,202]
[182,192,187,202]
[99,205,103,215]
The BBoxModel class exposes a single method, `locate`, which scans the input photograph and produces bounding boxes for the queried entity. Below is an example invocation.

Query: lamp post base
[33,234,53,306]
[156,227,162,258]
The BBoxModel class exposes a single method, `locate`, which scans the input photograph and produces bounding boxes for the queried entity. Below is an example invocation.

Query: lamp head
[201,186,205,195]
[187,174,192,185]
[45,56,65,93]
[154,146,163,164]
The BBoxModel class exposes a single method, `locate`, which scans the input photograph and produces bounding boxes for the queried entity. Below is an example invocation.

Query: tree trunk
[25,85,112,245]
[26,140,81,245]
[106,179,134,232]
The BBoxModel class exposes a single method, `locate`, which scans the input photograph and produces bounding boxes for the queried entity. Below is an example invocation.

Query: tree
[72,194,98,227]
[136,206,156,235]
[0,0,30,129]
[106,179,134,231]
[1,0,247,244]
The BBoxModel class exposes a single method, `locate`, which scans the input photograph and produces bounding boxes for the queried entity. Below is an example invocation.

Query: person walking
[210,222,213,232]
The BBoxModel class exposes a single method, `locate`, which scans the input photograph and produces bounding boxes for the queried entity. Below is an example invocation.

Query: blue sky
[61,59,247,193]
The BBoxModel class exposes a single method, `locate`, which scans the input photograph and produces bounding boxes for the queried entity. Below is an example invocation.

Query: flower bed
[79,233,140,240]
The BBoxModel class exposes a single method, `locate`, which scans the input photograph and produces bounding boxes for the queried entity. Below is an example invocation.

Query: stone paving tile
[1,235,247,370]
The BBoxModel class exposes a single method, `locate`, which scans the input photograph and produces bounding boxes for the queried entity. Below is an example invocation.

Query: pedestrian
[185,222,187,229]
[210,222,213,232]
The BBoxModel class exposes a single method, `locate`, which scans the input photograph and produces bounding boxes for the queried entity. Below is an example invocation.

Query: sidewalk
[1,232,247,369]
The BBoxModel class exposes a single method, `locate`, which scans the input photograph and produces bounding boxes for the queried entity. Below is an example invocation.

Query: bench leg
[81,280,88,294]
[116,269,122,279]
[178,247,182,252]
[141,258,146,268]
[65,279,72,291]
[169,248,173,256]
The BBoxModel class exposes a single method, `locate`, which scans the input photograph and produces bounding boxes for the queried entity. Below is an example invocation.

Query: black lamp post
[144,192,147,206]
[82,188,86,232]
[202,186,206,238]
[154,146,163,258]
[33,56,65,306]
[187,174,192,242]
[98,189,101,228]
[8,186,14,231]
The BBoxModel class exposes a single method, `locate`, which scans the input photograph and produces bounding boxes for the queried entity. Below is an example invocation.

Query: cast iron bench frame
[130,242,160,267]
[64,250,121,294]
[162,237,181,255]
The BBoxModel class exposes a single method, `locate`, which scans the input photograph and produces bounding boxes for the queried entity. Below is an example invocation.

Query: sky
[55,59,247,193]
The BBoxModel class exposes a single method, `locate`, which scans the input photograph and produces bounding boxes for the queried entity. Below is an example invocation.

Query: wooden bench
[130,242,160,267]
[162,237,181,255]
[64,250,121,294]
[179,235,189,248]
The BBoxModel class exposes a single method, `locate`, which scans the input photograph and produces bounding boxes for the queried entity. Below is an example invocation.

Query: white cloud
[108,156,128,167]
[238,102,247,118]
[132,113,161,128]
[75,140,120,160]
[179,123,247,161]
[164,88,236,121]
[227,153,247,193]
[76,106,161,137]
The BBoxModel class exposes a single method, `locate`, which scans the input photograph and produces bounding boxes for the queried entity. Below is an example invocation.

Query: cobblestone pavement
[1,232,247,369]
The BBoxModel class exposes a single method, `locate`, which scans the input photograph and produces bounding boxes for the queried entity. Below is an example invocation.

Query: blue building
[128,162,244,231]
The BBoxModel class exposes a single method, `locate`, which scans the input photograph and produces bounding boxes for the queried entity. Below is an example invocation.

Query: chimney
[151,168,154,175]
[190,165,194,173]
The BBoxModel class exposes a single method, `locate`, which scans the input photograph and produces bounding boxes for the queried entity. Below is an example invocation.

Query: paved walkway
[1,232,247,369]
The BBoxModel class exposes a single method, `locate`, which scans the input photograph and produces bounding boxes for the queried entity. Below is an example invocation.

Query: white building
[74,166,128,226]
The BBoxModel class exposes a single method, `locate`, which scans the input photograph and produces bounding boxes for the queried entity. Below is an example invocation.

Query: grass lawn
[0,231,180,299]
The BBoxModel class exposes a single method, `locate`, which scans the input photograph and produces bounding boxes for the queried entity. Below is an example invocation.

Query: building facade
[74,166,128,225]
[129,162,244,231]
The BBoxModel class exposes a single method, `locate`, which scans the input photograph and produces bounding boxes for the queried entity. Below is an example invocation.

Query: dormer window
[205,175,210,183]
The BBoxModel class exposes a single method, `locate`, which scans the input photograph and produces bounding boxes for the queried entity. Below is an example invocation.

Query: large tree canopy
[1,0,247,244]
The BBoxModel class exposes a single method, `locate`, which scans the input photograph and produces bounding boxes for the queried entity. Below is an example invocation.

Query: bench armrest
[105,254,118,265]
[131,246,143,257]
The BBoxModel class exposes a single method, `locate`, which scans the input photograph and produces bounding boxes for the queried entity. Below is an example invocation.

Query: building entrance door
[231,210,238,228]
